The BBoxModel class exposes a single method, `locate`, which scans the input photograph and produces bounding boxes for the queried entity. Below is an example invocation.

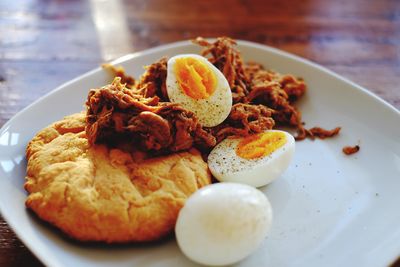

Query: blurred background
[0,0,399,266]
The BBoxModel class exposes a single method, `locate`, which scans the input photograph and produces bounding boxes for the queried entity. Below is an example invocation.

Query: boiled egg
[175,183,273,266]
[166,54,232,127]
[208,130,295,187]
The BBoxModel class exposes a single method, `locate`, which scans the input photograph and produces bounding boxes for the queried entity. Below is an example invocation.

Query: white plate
[0,40,399,267]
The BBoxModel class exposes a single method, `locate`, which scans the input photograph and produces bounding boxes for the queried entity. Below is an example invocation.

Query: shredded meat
[193,37,250,103]
[247,82,299,125]
[342,145,360,155]
[305,127,341,140]
[295,126,308,141]
[243,59,340,141]
[93,36,341,154]
[102,64,136,88]
[135,58,169,101]
[212,103,275,142]
[193,37,316,140]
[103,58,168,101]
[86,77,215,152]
[280,75,307,102]
[246,65,306,138]
[245,62,306,102]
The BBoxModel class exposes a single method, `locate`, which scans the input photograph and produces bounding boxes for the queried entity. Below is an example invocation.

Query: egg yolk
[236,131,287,160]
[174,57,217,100]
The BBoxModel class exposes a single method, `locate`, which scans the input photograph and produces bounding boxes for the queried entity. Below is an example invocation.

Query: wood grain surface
[0,0,399,266]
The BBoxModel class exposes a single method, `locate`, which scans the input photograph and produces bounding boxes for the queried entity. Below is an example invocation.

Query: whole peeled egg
[175,183,273,266]
[166,54,232,127]
[208,130,295,187]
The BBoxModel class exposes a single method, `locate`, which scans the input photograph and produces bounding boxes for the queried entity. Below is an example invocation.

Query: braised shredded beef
[193,37,250,104]
[245,62,307,139]
[89,37,341,154]
[342,145,360,155]
[305,127,341,140]
[245,62,306,102]
[86,77,215,153]
[102,64,136,88]
[135,58,169,101]
[211,103,275,143]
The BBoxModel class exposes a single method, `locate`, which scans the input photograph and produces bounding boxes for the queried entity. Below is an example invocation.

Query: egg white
[207,130,295,187]
[166,54,232,127]
[175,183,273,266]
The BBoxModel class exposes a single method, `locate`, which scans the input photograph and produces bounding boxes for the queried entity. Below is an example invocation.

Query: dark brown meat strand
[342,145,360,155]
[306,127,341,140]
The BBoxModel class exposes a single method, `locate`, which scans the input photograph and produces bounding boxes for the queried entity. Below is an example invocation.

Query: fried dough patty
[25,113,211,243]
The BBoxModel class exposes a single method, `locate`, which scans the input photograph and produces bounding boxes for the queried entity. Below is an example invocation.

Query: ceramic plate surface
[0,40,399,267]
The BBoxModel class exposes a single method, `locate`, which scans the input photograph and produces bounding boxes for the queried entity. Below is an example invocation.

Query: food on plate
[342,144,360,155]
[207,130,295,187]
[25,112,211,243]
[175,183,273,266]
[305,126,341,140]
[93,37,339,155]
[24,36,341,251]
[166,54,232,127]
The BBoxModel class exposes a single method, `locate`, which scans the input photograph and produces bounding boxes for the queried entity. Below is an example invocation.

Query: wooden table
[0,0,399,266]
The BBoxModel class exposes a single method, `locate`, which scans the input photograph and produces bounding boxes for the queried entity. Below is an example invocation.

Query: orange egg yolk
[236,131,287,160]
[174,57,217,99]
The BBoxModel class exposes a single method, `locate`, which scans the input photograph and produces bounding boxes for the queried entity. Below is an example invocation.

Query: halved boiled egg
[208,130,295,187]
[166,54,232,127]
